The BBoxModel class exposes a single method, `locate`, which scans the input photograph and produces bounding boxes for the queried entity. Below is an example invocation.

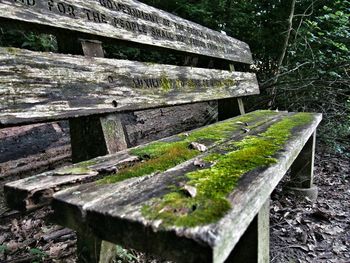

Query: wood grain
[4,112,282,211]
[5,112,322,262]
[0,47,259,127]
[52,113,322,263]
[0,0,253,64]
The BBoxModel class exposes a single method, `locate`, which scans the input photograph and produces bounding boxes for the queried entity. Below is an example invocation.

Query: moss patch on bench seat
[97,110,278,185]
[54,160,98,175]
[141,113,313,228]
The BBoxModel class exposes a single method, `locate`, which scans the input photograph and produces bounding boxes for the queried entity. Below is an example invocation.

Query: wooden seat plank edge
[51,113,322,263]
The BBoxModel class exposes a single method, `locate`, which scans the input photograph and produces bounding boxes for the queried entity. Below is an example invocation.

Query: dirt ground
[0,124,349,262]
[270,153,350,263]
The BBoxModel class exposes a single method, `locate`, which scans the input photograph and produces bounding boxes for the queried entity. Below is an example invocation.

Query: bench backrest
[0,0,259,127]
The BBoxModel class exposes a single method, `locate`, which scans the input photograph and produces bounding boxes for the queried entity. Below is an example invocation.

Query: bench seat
[14,110,320,263]
[4,110,282,210]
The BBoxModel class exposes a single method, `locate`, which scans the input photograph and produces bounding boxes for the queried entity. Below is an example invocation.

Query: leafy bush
[0,29,56,51]
[275,0,350,154]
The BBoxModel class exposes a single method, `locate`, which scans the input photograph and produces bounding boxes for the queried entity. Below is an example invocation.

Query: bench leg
[76,227,117,263]
[226,198,270,263]
[69,114,128,163]
[76,227,102,263]
[57,36,128,163]
[99,241,118,263]
[288,131,318,201]
[218,98,246,121]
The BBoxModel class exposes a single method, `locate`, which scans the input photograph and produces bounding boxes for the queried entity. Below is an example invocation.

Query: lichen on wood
[0,47,259,127]
[54,160,98,175]
[141,113,314,227]
[0,0,253,64]
[98,110,279,185]
[51,112,321,263]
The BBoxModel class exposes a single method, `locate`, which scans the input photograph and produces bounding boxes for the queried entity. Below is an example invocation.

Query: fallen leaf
[311,209,332,221]
[333,244,347,254]
[182,185,197,198]
[193,159,205,168]
[189,142,207,152]
[49,243,67,257]
[6,241,20,253]
[323,226,344,235]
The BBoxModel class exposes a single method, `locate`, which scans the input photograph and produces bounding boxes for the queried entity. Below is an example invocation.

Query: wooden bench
[0,0,322,262]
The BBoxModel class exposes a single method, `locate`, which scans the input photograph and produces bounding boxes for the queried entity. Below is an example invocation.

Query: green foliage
[278,0,350,154]
[115,245,138,263]
[0,29,56,51]
[29,248,48,262]
[0,245,8,254]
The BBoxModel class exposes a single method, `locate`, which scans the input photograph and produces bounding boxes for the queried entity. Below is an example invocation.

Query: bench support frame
[76,199,271,263]
[288,131,318,201]
[61,39,129,163]
[76,226,116,263]
[226,198,270,263]
[69,114,128,163]
[290,131,316,188]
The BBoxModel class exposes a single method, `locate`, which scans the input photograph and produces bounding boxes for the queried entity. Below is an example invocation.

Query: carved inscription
[99,0,160,24]
[47,0,75,17]
[1,0,252,63]
[14,0,35,5]
[97,0,228,51]
[0,47,259,125]
[106,74,237,90]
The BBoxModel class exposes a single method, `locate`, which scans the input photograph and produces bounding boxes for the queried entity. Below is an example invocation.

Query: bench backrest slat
[0,0,252,64]
[0,47,259,127]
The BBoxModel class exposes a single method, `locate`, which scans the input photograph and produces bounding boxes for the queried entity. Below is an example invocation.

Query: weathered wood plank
[290,131,316,188]
[122,102,219,147]
[65,38,129,163]
[50,112,321,263]
[52,113,322,263]
[226,198,270,262]
[288,131,318,201]
[0,47,259,127]
[0,0,253,64]
[4,111,283,211]
[4,152,138,210]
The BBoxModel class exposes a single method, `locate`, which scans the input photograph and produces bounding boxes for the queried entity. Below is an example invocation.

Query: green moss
[187,79,196,90]
[56,167,91,175]
[55,159,98,175]
[141,113,313,228]
[223,78,236,87]
[99,142,199,184]
[79,159,99,167]
[6,47,18,55]
[213,79,236,89]
[160,74,172,92]
[175,79,183,89]
[98,111,278,185]
[142,193,230,227]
